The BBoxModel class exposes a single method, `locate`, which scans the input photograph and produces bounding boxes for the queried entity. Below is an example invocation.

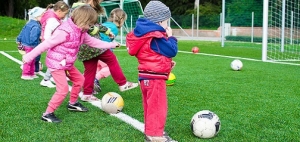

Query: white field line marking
[108,49,300,66]
[178,50,300,66]
[0,51,146,133]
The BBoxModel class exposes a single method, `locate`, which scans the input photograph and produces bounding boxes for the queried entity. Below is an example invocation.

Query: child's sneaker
[81,94,99,102]
[67,102,88,112]
[21,75,33,80]
[144,135,177,142]
[119,82,138,92]
[41,113,61,123]
[31,75,39,78]
[93,90,98,95]
[40,79,56,88]
[94,79,101,92]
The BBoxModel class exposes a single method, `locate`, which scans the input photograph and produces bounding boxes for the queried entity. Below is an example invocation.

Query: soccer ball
[192,47,199,53]
[39,61,43,71]
[101,92,124,114]
[230,59,243,71]
[190,110,221,139]
[166,72,176,86]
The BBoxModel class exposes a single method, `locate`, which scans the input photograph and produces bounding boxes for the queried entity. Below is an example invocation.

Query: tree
[226,0,263,26]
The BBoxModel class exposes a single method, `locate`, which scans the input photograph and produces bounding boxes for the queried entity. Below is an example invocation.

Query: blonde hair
[46,1,69,12]
[107,8,127,28]
[71,5,98,28]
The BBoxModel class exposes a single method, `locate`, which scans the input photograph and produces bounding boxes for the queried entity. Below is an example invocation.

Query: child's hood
[126,30,165,56]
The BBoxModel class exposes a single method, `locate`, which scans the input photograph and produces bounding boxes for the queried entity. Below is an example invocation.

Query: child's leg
[40,68,56,88]
[29,58,35,76]
[67,67,85,103]
[98,50,127,86]
[95,61,111,80]
[44,69,52,80]
[22,47,34,76]
[45,70,69,113]
[83,57,98,95]
[35,55,41,73]
[140,79,167,136]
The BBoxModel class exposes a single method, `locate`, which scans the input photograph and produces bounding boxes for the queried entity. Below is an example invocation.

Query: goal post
[262,0,300,63]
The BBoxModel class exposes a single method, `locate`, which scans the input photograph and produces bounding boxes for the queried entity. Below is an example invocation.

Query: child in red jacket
[126,0,178,141]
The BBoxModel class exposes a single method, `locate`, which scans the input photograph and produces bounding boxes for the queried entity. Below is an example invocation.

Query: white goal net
[262,0,300,63]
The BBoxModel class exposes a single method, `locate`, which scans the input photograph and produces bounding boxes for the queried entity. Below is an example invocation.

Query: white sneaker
[81,95,99,102]
[32,75,39,78]
[40,80,56,88]
[21,76,33,80]
[145,135,177,142]
[50,77,55,83]
[119,82,139,92]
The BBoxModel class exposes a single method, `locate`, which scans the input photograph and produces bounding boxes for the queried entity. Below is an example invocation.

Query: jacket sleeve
[16,26,26,42]
[23,30,67,63]
[150,36,178,58]
[44,18,61,40]
[83,33,117,49]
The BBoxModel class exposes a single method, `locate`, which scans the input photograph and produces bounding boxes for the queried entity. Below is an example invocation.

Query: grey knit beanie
[143,0,171,23]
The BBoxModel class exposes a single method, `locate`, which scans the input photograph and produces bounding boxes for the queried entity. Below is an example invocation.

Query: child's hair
[107,8,127,28]
[72,5,98,28]
[46,1,70,12]
[78,0,104,14]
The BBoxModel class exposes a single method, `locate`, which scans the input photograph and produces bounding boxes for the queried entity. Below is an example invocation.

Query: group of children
[17,0,178,141]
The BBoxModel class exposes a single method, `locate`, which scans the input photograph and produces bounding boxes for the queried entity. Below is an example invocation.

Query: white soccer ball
[190,110,221,139]
[101,92,124,114]
[230,59,243,71]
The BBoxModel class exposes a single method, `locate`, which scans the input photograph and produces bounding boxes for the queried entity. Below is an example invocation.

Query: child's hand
[114,42,121,48]
[109,32,115,40]
[171,60,176,69]
[22,55,28,64]
[166,27,172,37]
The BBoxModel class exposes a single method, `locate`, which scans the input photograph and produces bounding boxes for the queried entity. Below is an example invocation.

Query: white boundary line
[178,50,300,66]
[0,51,145,134]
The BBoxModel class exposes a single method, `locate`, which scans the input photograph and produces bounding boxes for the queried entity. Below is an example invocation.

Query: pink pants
[45,67,84,113]
[140,79,167,136]
[95,60,111,80]
[22,47,35,76]
[83,50,127,95]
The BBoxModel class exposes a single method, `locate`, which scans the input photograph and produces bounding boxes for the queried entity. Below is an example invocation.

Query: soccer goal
[262,0,300,63]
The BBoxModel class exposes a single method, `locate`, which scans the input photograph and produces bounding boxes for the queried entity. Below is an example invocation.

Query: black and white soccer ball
[230,59,243,71]
[190,110,221,138]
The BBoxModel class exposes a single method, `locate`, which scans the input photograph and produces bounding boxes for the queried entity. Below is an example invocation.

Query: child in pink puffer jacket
[22,5,119,123]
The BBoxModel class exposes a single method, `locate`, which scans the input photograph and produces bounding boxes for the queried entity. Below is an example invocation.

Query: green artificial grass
[1,16,300,141]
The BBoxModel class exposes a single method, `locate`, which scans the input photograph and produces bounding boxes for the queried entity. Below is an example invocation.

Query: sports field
[1,16,300,142]
[1,39,300,141]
